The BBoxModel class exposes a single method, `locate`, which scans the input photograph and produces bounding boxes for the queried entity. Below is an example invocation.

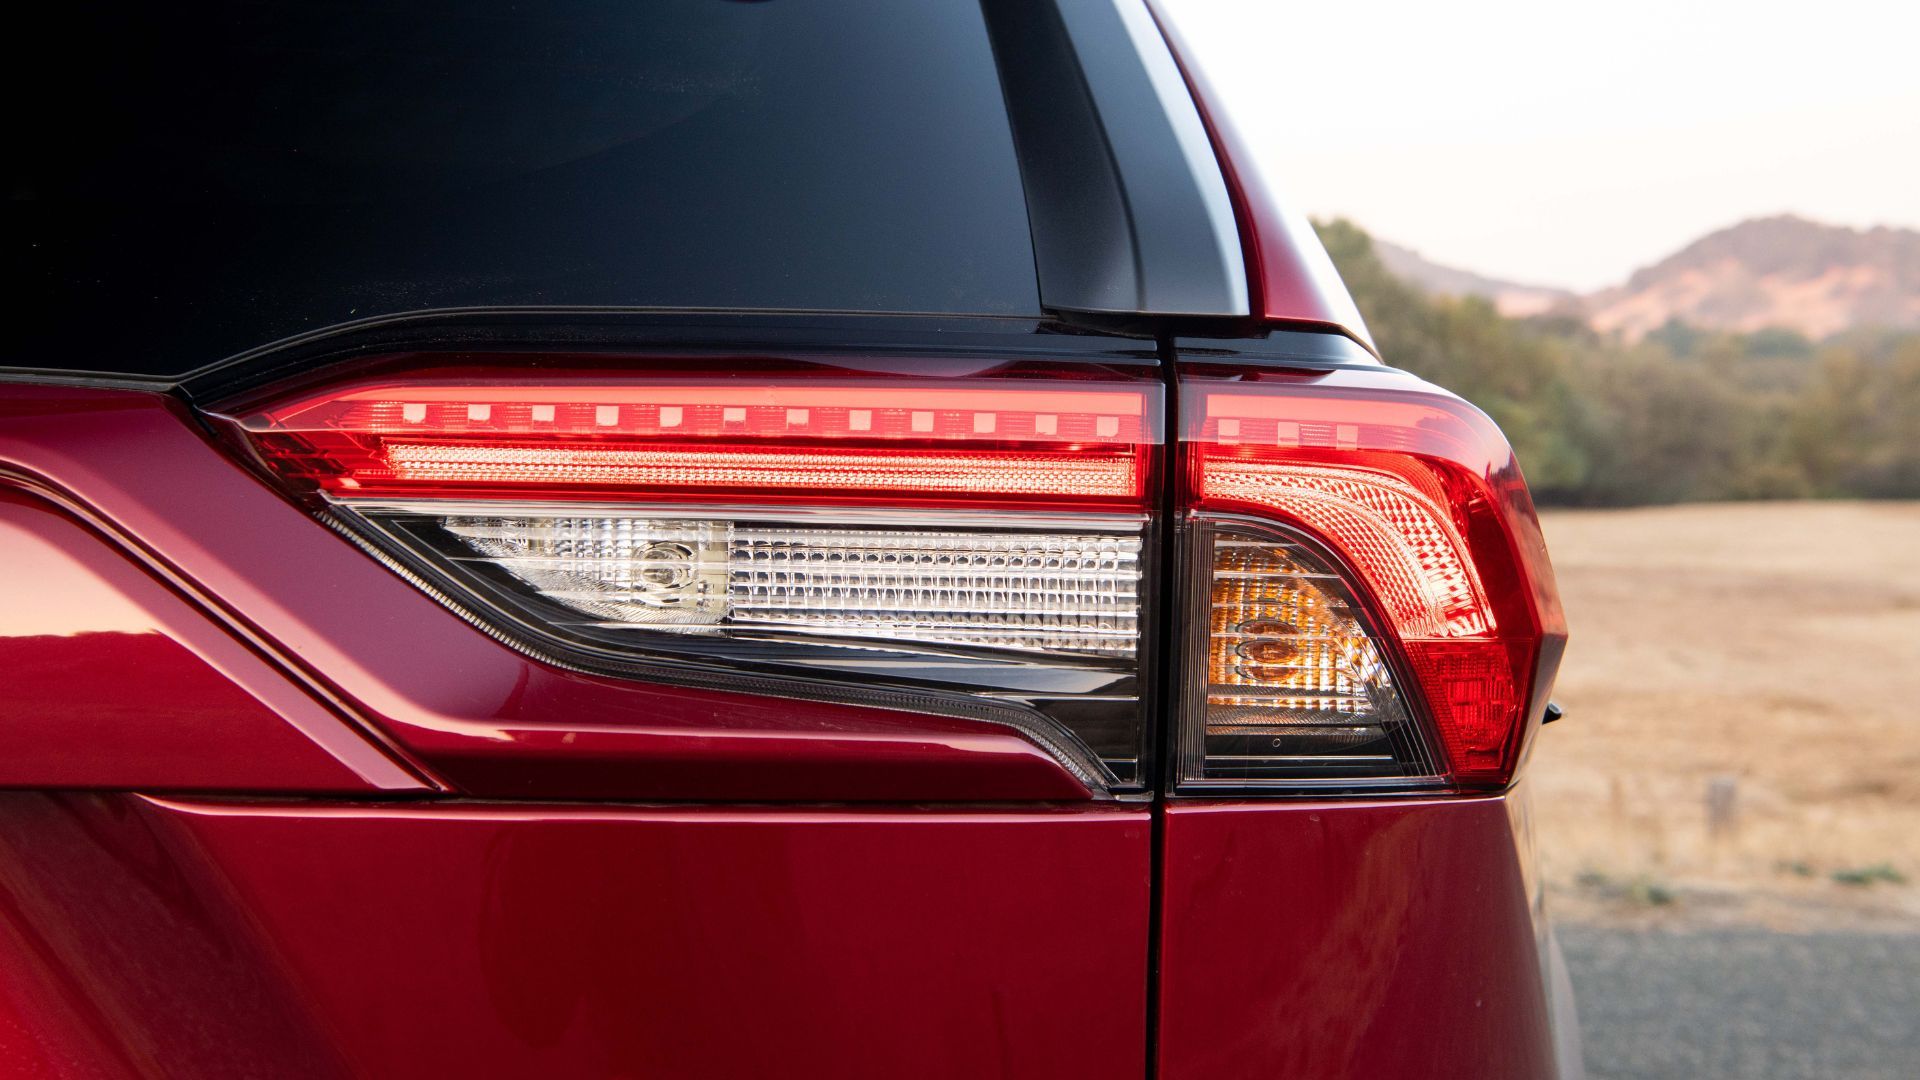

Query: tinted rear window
[7,0,1040,376]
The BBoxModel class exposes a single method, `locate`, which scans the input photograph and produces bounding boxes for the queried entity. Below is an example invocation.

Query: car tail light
[1176,368,1566,791]
[216,355,1562,797]
[220,360,1161,791]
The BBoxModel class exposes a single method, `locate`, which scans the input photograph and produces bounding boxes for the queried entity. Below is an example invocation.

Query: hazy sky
[1158,0,1920,291]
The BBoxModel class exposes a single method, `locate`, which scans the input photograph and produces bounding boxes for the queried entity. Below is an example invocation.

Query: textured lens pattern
[1202,461,1489,637]
[731,530,1138,653]
[1192,525,1426,782]
[1208,536,1405,726]
[442,517,730,624]
[442,516,1141,657]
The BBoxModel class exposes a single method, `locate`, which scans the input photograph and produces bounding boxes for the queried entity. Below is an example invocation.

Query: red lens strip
[235,377,1156,509]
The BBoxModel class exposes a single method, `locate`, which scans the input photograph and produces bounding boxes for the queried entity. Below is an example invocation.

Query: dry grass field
[1530,501,1920,929]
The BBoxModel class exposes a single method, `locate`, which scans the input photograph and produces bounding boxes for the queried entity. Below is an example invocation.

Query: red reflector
[1402,639,1532,778]
[232,376,1157,510]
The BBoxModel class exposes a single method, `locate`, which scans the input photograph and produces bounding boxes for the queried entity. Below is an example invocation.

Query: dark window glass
[6,0,1040,375]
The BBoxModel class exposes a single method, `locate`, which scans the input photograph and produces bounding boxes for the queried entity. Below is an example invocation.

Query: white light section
[437,514,1144,658]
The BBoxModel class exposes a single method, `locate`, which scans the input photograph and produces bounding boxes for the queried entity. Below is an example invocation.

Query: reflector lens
[1401,639,1533,777]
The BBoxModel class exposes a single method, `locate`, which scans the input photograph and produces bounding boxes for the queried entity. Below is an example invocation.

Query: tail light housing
[1176,366,1566,792]
[216,352,1561,797]
[219,357,1162,791]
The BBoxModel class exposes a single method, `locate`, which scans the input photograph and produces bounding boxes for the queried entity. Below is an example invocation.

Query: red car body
[1,2,1578,1076]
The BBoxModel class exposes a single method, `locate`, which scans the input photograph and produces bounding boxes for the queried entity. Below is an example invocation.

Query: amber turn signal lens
[1184,520,1434,785]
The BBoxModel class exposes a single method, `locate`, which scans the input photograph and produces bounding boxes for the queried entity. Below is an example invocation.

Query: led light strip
[237,379,1155,505]
[249,383,1151,444]
[377,444,1140,498]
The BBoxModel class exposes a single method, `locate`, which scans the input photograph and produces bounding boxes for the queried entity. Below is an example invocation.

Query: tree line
[1317,219,1920,506]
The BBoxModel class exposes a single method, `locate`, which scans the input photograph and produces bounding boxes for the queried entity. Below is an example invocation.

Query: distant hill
[1314,216,1920,507]
[1372,215,1920,341]
[1371,238,1578,318]
[1585,216,1920,340]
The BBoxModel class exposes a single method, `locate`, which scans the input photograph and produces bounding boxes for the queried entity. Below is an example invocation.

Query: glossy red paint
[1156,796,1561,1080]
[1147,2,1377,353]
[0,487,420,793]
[0,793,1150,1080]
[0,384,1093,801]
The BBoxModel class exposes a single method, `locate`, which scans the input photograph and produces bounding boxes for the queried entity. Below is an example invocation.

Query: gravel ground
[1560,927,1920,1080]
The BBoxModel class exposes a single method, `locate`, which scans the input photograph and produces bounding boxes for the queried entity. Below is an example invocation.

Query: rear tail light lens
[218,356,1563,797]
[223,363,1160,791]
[1178,371,1566,791]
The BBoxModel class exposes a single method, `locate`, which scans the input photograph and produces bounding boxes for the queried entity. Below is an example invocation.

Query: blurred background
[1163,1,1919,1077]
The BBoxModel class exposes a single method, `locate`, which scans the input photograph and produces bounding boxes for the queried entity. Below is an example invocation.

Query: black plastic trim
[1174,329,1384,368]
[981,0,1247,320]
[0,310,1161,398]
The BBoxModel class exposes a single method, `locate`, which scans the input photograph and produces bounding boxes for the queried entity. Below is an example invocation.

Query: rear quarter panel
[1157,796,1560,1079]
[0,795,1150,1079]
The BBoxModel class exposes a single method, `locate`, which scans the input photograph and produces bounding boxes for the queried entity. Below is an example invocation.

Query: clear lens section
[1183,519,1435,785]
[442,514,1142,658]
[442,517,731,625]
